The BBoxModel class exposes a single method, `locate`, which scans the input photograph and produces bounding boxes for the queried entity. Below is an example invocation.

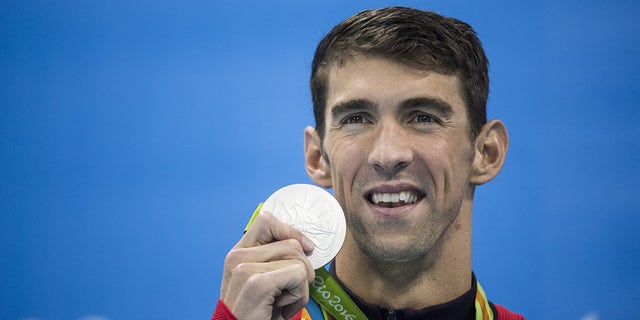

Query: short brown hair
[310,7,489,139]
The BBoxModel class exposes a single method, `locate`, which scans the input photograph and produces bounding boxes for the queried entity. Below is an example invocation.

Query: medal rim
[261,184,346,269]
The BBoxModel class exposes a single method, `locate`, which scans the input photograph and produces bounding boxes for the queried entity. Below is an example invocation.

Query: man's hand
[220,212,316,320]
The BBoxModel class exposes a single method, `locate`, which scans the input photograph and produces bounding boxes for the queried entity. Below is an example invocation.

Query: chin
[357,235,431,263]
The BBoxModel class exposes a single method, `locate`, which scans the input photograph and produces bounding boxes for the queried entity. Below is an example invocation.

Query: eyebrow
[330,96,454,121]
[399,97,454,118]
[330,98,376,122]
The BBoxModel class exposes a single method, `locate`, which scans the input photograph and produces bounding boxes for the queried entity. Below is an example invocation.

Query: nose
[368,120,413,177]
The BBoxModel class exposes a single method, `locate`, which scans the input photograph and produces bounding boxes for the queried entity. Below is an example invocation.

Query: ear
[469,120,509,185]
[304,126,332,188]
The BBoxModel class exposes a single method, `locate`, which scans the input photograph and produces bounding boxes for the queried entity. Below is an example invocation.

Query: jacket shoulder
[492,302,526,320]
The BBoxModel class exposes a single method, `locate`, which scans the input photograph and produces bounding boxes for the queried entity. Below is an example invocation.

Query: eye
[411,113,439,124]
[342,114,370,124]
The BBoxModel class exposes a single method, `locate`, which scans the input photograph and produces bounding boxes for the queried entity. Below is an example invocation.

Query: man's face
[320,57,476,263]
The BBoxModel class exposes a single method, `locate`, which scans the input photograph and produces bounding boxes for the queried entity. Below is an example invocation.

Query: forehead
[324,57,466,114]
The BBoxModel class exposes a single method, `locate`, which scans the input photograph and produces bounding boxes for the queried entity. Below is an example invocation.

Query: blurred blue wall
[1,1,639,319]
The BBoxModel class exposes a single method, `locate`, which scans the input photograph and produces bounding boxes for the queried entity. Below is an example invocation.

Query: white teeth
[371,191,418,205]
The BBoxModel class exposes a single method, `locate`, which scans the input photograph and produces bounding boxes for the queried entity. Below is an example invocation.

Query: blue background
[1,1,639,319]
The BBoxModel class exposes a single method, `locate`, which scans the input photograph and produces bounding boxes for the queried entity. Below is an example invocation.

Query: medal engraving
[262,184,346,269]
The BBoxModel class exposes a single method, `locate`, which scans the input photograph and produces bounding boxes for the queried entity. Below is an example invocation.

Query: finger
[276,284,310,320]
[272,264,310,318]
[225,238,315,282]
[226,260,309,320]
[237,211,315,253]
[225,260,307,302]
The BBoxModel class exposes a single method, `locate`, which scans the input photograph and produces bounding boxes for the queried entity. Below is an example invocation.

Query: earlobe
[304,126,332,188]
[470,120,509,185]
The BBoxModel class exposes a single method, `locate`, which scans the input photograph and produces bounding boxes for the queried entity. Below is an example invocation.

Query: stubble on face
[323,129,473,267]
[320,57,476,268]
[337,167,469,266]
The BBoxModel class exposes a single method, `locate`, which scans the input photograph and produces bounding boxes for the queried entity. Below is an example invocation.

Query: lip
[364,182,425,219]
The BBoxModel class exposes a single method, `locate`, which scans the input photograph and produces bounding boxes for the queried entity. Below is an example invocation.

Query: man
[213,6,524,320]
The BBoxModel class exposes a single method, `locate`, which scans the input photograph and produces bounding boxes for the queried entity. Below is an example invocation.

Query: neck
[335,204,473,309]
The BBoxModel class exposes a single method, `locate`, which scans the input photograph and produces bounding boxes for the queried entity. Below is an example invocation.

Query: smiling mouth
[367,191,424,208]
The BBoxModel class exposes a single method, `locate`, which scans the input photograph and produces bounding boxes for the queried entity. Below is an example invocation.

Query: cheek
[419,136,474,186]
[427,133,473,163]
[326,139,367,196]
[327,135,364,169]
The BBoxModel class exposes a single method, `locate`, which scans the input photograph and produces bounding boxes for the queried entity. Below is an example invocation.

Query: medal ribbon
[243,202,264,233]
[244,203,495,320]
[310,268,495,320]
[474,282,494,320]
[309,268,368,320]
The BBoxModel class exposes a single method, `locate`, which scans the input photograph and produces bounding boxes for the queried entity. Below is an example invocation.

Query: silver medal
[261,184,346,269]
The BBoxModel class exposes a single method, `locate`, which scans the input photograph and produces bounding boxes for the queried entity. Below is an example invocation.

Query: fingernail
[301,236,315,252]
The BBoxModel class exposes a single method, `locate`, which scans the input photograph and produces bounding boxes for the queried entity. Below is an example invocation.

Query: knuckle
[283,238,303,252]
[224,249,244,269]
[290,260,308,276]
[233,262,253,278]
[245,273,267,288]
[255,211,273,225]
